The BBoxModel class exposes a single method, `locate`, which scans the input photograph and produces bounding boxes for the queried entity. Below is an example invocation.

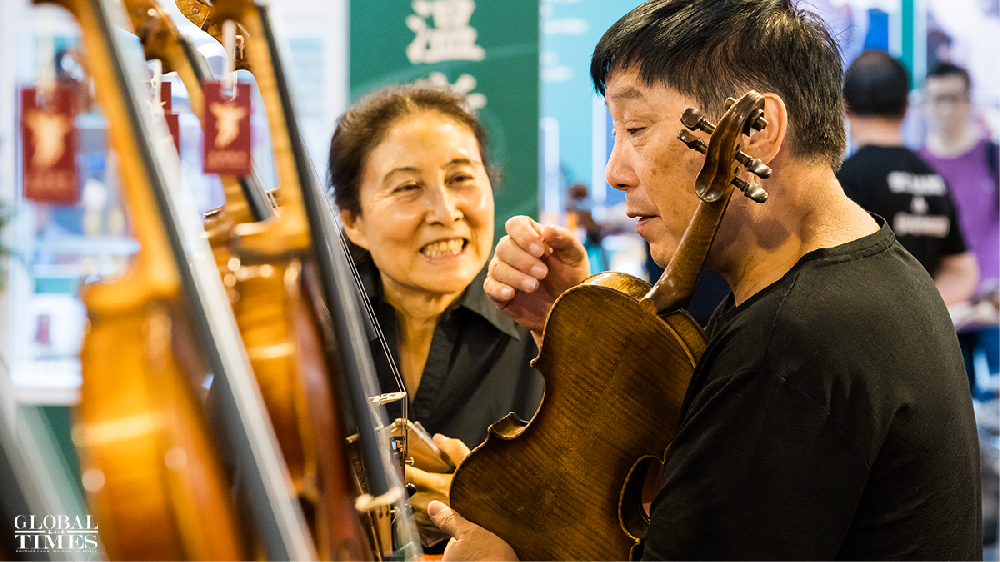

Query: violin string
[331,215,409,454]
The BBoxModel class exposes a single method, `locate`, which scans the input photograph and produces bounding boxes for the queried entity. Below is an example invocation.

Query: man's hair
[843,50,910,119]
[925,61,972,92]
[590,0,847,169]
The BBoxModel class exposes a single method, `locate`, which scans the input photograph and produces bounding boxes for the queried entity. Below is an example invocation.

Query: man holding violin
[426,0,982,559]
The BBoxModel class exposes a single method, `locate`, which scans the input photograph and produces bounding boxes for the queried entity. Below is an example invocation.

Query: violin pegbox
[676,93,772,203]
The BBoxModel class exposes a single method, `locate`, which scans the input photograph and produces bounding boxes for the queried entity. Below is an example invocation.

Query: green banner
[350,0,541,240]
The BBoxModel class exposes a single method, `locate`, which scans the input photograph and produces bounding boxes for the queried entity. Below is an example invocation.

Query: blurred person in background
[921,62,999,396]
[564,183,608,272]
[838,50,978,308]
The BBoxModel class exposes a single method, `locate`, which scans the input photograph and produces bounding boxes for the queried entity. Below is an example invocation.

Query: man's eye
[627,127,645,135]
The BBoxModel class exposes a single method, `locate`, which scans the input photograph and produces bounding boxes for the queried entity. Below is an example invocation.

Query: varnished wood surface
[79,299,244,560]
[451,278,706,561]
[47,0,270,558]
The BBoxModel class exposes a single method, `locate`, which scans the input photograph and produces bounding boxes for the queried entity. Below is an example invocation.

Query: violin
[119,0,321,544]
[175,0,421,558]
[122,1,377,558]
[43,0,243,558]
[43,0,314,558]
[450,92,772,560]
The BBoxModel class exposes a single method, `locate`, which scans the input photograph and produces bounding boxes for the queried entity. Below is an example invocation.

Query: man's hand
[405,435,471,544]
[428,501,519,561]
[485,216,591,333]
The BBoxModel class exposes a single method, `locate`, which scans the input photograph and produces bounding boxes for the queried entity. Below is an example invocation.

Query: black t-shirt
[362,261,544,448]
[837,145,967,277]
[642,221,982,560]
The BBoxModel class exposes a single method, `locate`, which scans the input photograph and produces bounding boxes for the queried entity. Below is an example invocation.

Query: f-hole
[619,455,663,539]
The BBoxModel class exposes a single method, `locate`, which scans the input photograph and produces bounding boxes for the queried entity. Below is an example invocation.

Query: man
[838,50,978,307]
[921,61,999,395]
[429,0,982,559]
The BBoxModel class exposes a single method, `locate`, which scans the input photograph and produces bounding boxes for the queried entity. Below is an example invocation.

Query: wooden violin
[450,92,772,561]
[44,0,314,558]
[117,1,334,553]
[175,0,421,558]
[45,0,243,558]
[122,1,381,558]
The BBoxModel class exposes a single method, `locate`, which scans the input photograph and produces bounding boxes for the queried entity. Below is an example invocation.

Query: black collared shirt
[360,259,545,448]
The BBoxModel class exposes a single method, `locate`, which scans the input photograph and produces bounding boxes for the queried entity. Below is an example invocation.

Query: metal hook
[148,59,164,116]
[35,13,58,108]
[222,19,238,100]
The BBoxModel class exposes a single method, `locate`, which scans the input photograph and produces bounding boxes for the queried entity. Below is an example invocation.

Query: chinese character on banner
[406,0,486,64]
[202,81,252,176]
[21,85,79,205]
[415,71,487,111]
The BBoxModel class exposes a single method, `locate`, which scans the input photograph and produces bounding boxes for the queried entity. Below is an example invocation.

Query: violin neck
[643,188,734,315]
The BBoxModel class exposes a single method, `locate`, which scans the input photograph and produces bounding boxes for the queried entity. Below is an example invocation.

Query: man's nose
[606,136,639,192]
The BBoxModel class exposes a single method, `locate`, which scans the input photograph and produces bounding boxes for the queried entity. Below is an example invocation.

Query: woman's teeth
[422,239,465,258]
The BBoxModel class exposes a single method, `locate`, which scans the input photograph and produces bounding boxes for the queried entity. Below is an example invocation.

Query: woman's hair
[328,84,494,217]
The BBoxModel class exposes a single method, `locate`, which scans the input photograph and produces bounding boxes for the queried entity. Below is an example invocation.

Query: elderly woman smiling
[328,85,543,544]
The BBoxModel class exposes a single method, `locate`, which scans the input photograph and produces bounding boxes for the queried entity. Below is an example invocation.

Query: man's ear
[744,92,787,164]
[340,208,370,250]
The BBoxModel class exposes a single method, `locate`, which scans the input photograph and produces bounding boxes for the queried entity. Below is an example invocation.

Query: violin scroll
[678,93,772,203]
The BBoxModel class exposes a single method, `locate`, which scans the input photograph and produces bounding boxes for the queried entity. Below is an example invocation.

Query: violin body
[229,256,313,494]
[79,280,244,561]
[450,272,705,560]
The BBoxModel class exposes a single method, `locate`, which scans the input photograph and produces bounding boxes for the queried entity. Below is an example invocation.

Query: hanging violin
[450,92,772,561]
[117,2,339,555]
[40,0,314,558]
[174,0,421,558]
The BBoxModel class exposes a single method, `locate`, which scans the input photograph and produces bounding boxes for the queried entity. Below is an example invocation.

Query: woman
[328,85,544,542]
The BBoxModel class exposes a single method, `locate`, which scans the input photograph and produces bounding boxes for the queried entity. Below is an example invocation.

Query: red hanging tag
[202,81,252,176]
[143,79,172,113]
[159,80,172,113]
[164,113,181,155]
[21,85,78,205]
[144,80,181,155]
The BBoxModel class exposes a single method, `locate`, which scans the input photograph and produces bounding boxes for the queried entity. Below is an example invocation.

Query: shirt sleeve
[642,367,870,561]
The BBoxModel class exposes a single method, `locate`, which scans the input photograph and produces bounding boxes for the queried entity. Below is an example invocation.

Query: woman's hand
[428,501,519,561]
[484,216,590,334]
[405,435,471,543]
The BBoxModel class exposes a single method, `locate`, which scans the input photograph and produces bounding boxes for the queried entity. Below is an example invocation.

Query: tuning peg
[677,130,707,154]
[733,177,768,203]
[680,108,716,134]
[724,97,737,111]
[735,151,772,178]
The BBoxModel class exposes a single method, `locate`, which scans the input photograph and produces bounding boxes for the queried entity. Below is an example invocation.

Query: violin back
[78,294,244,560]
[450,273,706,560]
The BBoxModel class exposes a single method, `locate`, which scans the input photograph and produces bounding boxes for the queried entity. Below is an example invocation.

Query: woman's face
[342,111,494,300]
